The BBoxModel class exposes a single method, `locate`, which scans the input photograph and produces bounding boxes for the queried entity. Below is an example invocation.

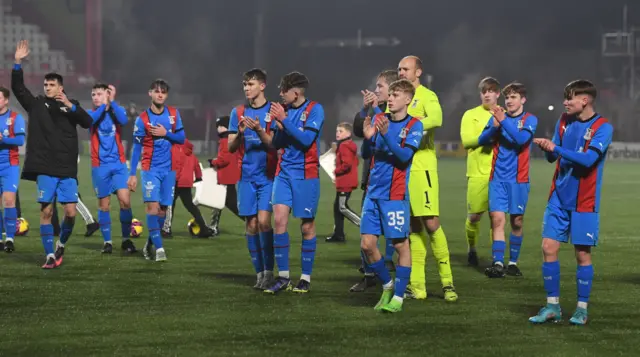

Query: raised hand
[243,116,262,132]
[533,138,555,152]
[270,103,287,122]
[150,124,168,137]
[107,85,117,102]
[375,116,389,135]
[14,40,29,64]
[362,116,376,140]
[55,92,73,108]
[490,106,506,123]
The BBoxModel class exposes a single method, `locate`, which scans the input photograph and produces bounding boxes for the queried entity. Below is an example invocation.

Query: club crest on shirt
[583,128,593,140]
[5,117,12,125]
[399,128,408,138]
[517,119,524,129]
[300,112,307,122]
[169,116,175,125]
[265,113,272,123]
[2,129,8,137]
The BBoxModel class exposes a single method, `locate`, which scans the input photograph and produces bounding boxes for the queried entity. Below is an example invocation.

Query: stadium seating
[0,0,75,75]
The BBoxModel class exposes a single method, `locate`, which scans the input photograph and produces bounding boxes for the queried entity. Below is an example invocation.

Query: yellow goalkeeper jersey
[405,85,443,171]
[460,105,493,178]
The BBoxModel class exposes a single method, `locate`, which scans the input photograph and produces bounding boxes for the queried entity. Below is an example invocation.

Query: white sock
[495,261,504,267]
[279,271,290,279]
[105,240,112,245]
[577,301,588,309]
[58,241,65,248]
[300,274,311,283]
[6,237,13,243]
[156,247,165,253]
[257,271,264,279]
[508,261,517,266]
[47,253,55,260]
[383,280,393,290]
[392,295,403,303]
[547,297,560,305]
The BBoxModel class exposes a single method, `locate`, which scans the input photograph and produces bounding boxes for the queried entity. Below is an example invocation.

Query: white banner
[607,141,640,161]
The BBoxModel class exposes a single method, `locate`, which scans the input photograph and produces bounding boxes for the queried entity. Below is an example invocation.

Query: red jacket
[176,139,203,188]
[210,136,241,185]
[335,138,358,192]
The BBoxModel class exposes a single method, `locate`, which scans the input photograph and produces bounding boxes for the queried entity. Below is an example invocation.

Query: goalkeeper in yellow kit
[398,56,457,302]
[460,77,500,266]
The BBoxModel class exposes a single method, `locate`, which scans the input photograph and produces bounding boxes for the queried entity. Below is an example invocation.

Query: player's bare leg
[506,214,524,276]
[466,212,484,266]
[486,212,507,278]
[54,203,78,267]
[570,245,592,325]
[292,218,315,293]
[116,188,136,253]
[2,191,17,252]
[264,204,292,294]
[361,234,394,310]
[258,210,275,289]
[529,238,562,324]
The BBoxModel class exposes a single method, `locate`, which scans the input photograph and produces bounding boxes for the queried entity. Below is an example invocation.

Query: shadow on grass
[199,271,256,286]
[450,252,492,275]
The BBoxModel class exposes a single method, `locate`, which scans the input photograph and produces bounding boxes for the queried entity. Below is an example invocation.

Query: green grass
[1,158,639,357]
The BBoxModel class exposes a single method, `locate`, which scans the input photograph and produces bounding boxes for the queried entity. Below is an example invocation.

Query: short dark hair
[564,79,597,100]
[149,79,170,92]
[378,70,399,85]
[0,87,10,100]
[92,82,109,91]
[479,77,500,93]
[243,68,267,84]
[44,73,63,85]
[389,79,416,98]
[502,82,527,98]
[279,71,309,92]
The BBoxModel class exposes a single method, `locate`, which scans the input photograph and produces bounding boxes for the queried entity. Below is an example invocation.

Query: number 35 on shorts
[384,204,410,239]
[387,211,405,227]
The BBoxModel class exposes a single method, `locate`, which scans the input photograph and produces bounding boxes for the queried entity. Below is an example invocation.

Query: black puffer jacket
[11,68,92,180]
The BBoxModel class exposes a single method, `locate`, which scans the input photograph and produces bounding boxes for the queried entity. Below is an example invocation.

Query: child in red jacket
[162,139,213,238]
[208,116,242,234]
[327,122,360,243]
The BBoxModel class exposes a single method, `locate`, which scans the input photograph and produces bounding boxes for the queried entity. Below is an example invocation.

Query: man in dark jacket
[12,40,92,269]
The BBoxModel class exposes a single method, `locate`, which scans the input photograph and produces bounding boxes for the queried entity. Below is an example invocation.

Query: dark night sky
[101,0,640,140]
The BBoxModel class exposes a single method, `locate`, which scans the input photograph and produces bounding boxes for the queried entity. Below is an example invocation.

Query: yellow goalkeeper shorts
[466,176,489,214]
[409,169,439,217]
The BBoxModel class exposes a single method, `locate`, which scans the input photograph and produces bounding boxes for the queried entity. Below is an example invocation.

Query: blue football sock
[361,250,374,274]
[491,240,506,265]
[384,238,394,262]
[576,265,594,305]
[120,208,133,238]
[40,224,54,255]
[0,209,4,235]
[158,215,166,231]
[301,237,317,277]
[59,217,75,245]
[260,229,274,271]
[4,207,17,240]
[542,261,561,299]
[246,234,263,274]
[394,265,411,298]
[369,258,392,286]
[273,232,290,277]
[147,214,162,249]
[508,234,523,264]
[98,210,112,243]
